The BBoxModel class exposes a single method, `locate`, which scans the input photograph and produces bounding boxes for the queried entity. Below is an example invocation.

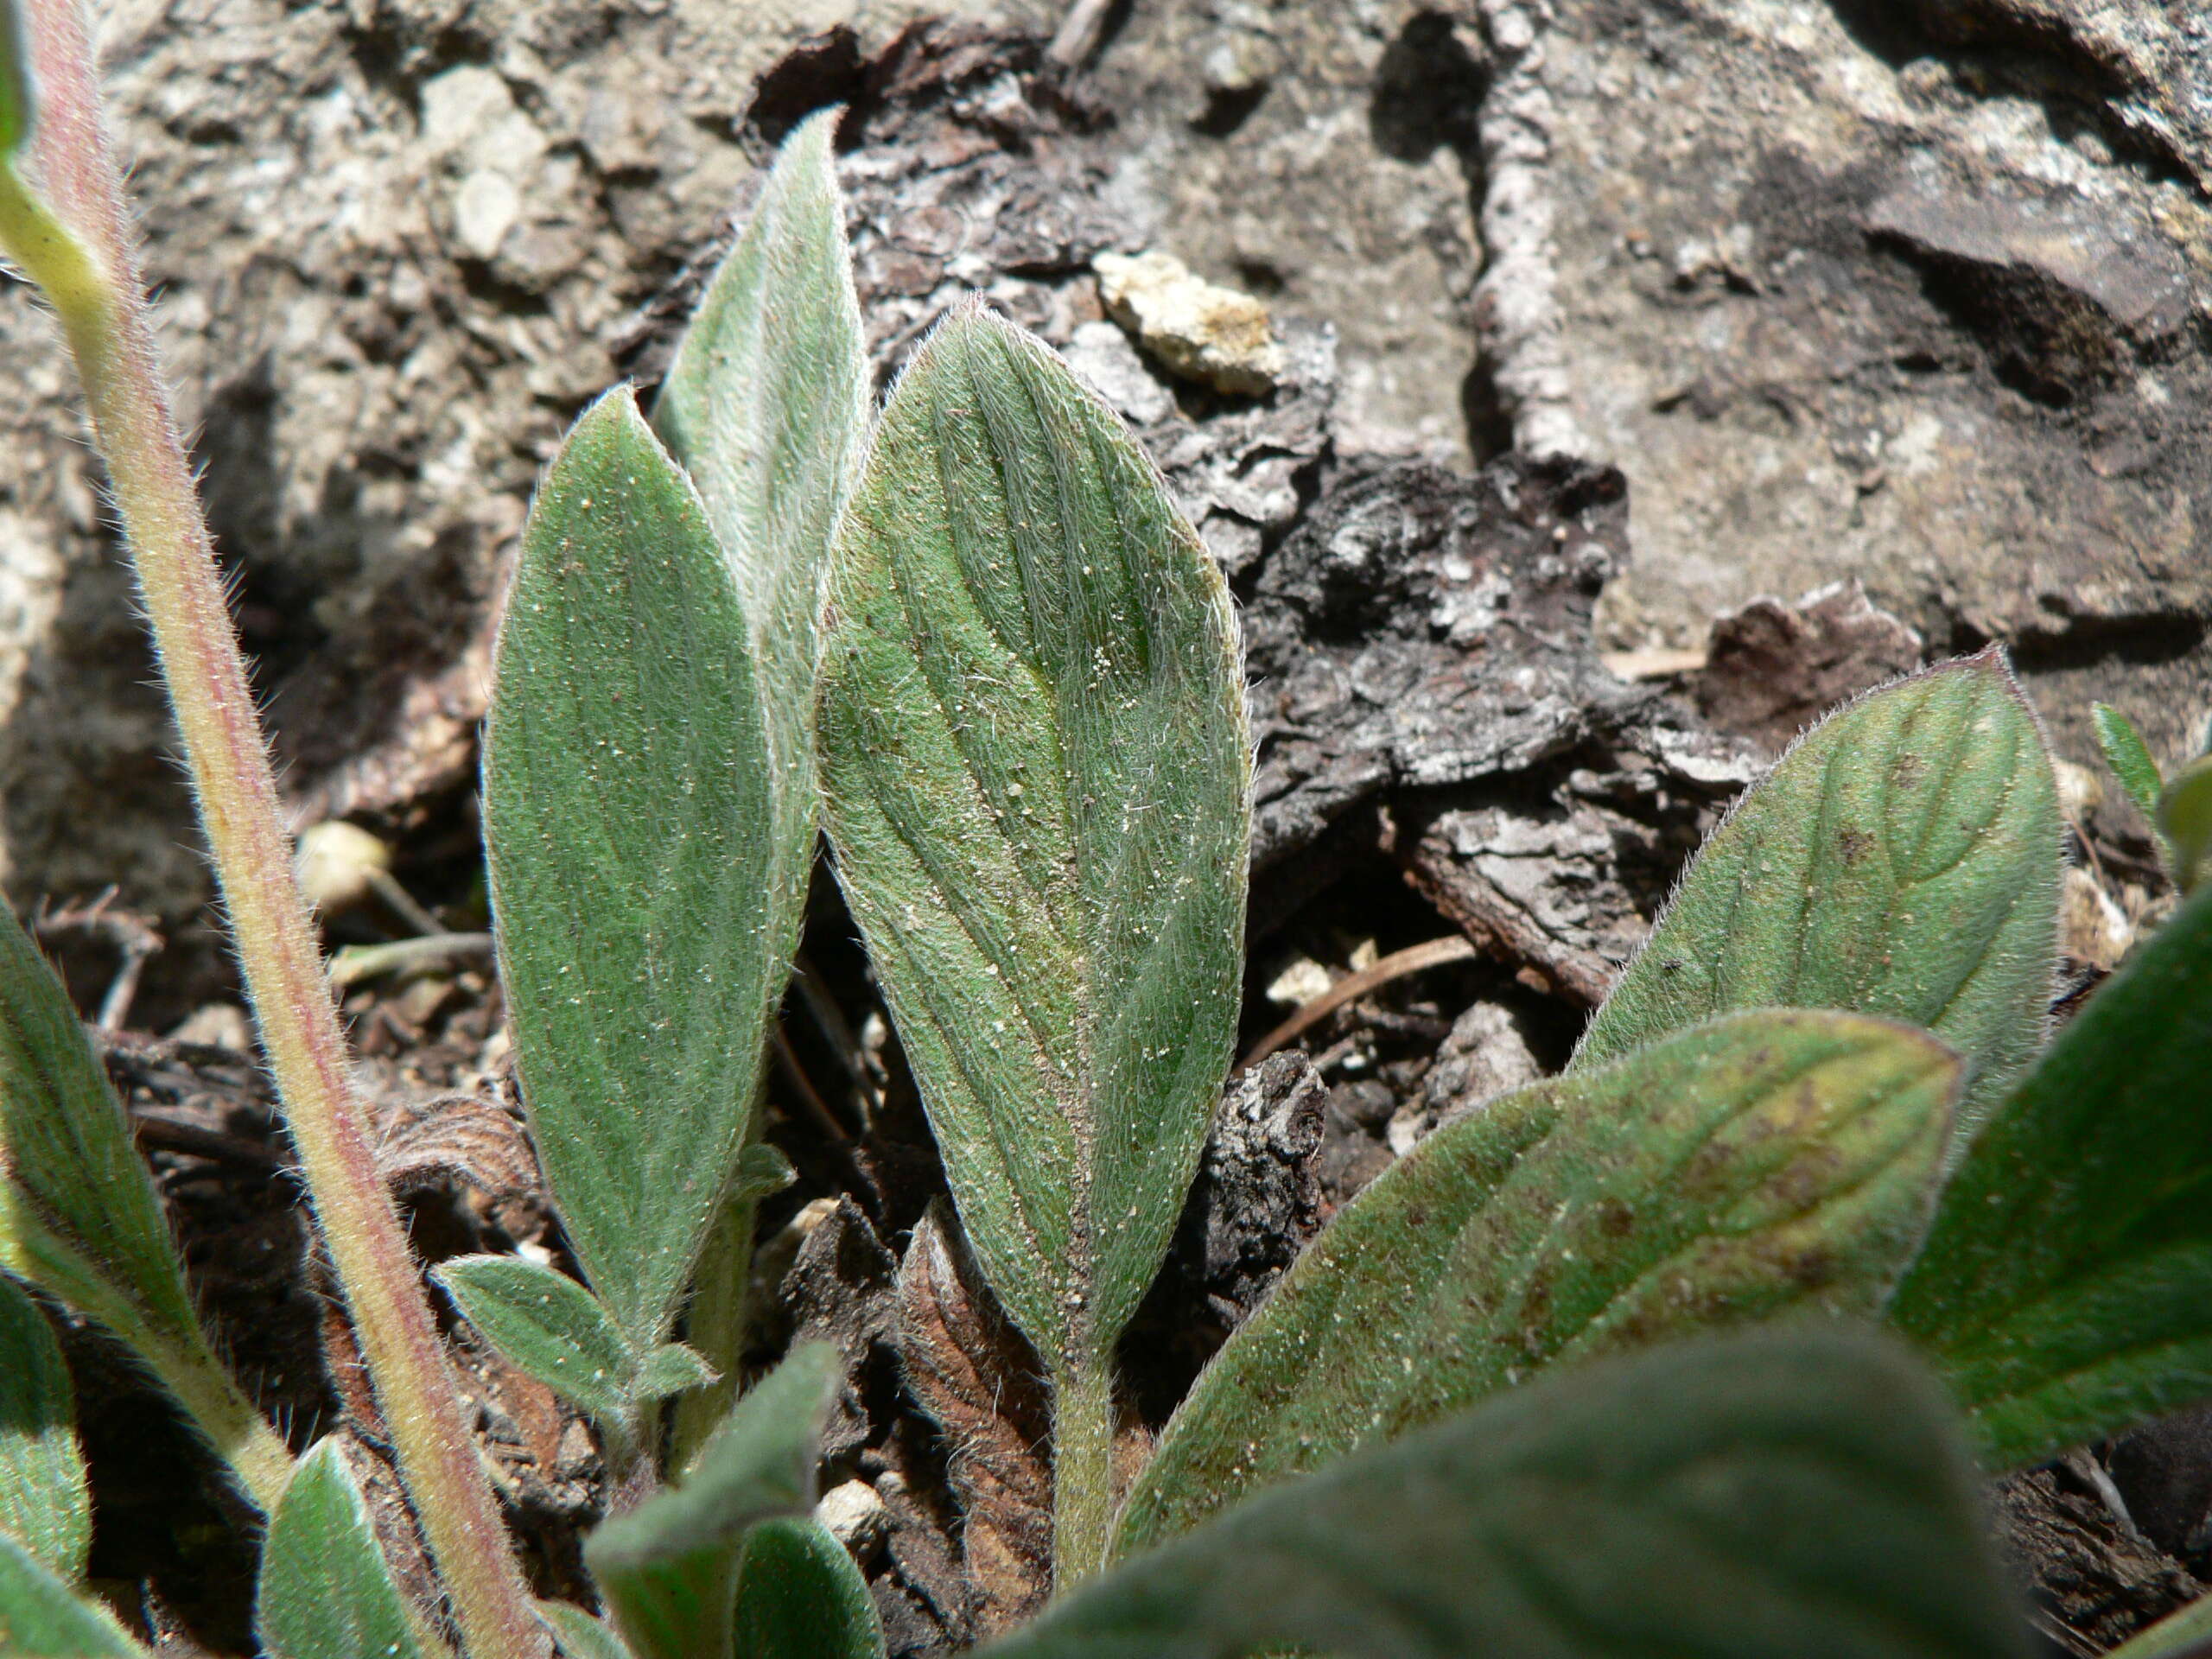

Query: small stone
[2054,758,2105,825]
[168,1001,253,1051]
[454,169,521,261]
[2062,867,2133,973]
[295,820,393,914]
[1094,250,1287,396]
[1264,956,1332,1008]
[816,1478,890,1558]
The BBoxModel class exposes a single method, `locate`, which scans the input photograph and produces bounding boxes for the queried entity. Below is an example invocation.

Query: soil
[14,17,2211,1659]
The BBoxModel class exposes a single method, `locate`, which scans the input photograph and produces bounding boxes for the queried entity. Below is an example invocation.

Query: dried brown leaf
[897,1202,1052,1634]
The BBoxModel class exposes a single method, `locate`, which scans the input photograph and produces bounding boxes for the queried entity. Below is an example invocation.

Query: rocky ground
[3,0,2210,1652]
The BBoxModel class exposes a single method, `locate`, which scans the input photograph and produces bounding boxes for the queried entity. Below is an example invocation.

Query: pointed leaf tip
[1576,649,2060,1149]
[0,1277,87,1583]
[256,1440,423,1659]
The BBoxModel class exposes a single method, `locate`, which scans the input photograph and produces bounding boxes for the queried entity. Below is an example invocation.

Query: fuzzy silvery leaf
[0,1532,148,1656]
[654,106,866,956]
[0,1276,86,1582]
[1892,883,2212,1466]
[817,303,1249,1389]
[1117,1008,1958,1552]
[999,1330,2025,1659]
[0,906,257,1478]
[2094,702,2165,823]
[586,1342,839,1659]
[255,1440,423,1659]
[732,1518,886,1659]
[1576,650,2059,1148]
[484,388,781,1358]
[436,1254,639,1424]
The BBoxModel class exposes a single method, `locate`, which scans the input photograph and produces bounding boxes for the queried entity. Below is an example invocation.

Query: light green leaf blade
[0,0,30,164]
[585,1342,839,1659]
[0,1533,148,1656]
[2107,1591,2212,1659]
[1891,882,2212,1466]
[1117,1008,1959,1553]
[817,302,1250,1382]
[0,1276,86,1581]
[1575,650,2060,1147]
[540,1602,635,1659]
[2159,754,2212,893]
[255,1440,423,1659]
[435,1254,636,1424]
[484,387,780,1356]
[1001,1330,2025,1659]
[636,1343,718,1402]
[654,105,867,947]
[2094,702,2166,820]
[732,1518,885,1659]
[0,905,281,1508]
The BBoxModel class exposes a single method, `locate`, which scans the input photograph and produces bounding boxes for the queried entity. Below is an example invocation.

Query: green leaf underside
[485,389,780,1355]
[636,1343,718,1400]
[2093,703,2165,821]
[653,106,867,959]
[0,1533,146,1656]
[256,1441,423,1659]
[1892,883,2212,1467]
[1001,1331,2026,1659]
[0,1276,86,1581]
[436,1255,637,1424]
[585,1343,839,1659]
[732,1518,886,1659]
[1117,1009,1959,1554]
[817,305,1250,1373]
[0,906,213,1397]
[539,1602,636,1659]
[1575,651,2059,1148]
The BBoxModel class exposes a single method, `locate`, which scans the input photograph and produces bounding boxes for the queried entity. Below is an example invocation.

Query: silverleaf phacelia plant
[2,3,2212,1656]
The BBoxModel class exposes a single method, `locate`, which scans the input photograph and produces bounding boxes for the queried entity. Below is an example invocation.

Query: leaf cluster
[1,77,2211,1659]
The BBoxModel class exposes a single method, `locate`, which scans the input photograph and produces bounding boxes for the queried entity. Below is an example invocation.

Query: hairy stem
[668,1192,758,1473]
[1051,1351,1117,1592]
[0,6,543,1655]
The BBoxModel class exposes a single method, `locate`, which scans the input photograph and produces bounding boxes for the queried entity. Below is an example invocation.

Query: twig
[1235,935,1479,1077]
[329,931,494,992]
[33,886,163,1029]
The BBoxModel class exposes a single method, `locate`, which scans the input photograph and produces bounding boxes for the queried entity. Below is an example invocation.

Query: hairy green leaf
[484,388,780,1357]
[0,905,272,1495]
[2094,702,2166,821]
[540,1603,635,1659]
[733,1518,886,1659]
[0,1532,148,1656]
[1119,1009,1958,1552]
[731,1144,797,1205]
[0,1277,86,1581]
[1892,883,2212,1466]
[1576,650,2059,1147]
[654,105,866,949]
[436,1255,636,1424]
[1004,1330,2024,1659]
[586,1343,839,1659]
[637,1343,718,1401]
[256,1440,423,1659]
[2161,755,2212,893]
[817,303,1250,1385]
[0,0,29,164]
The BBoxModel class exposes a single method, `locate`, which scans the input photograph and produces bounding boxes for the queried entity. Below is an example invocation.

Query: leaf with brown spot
[1115,1008,1960,1555]
[898,1202,1052,1634]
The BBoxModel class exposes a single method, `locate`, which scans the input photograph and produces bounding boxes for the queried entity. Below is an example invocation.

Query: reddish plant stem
[2,6,544,1655]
